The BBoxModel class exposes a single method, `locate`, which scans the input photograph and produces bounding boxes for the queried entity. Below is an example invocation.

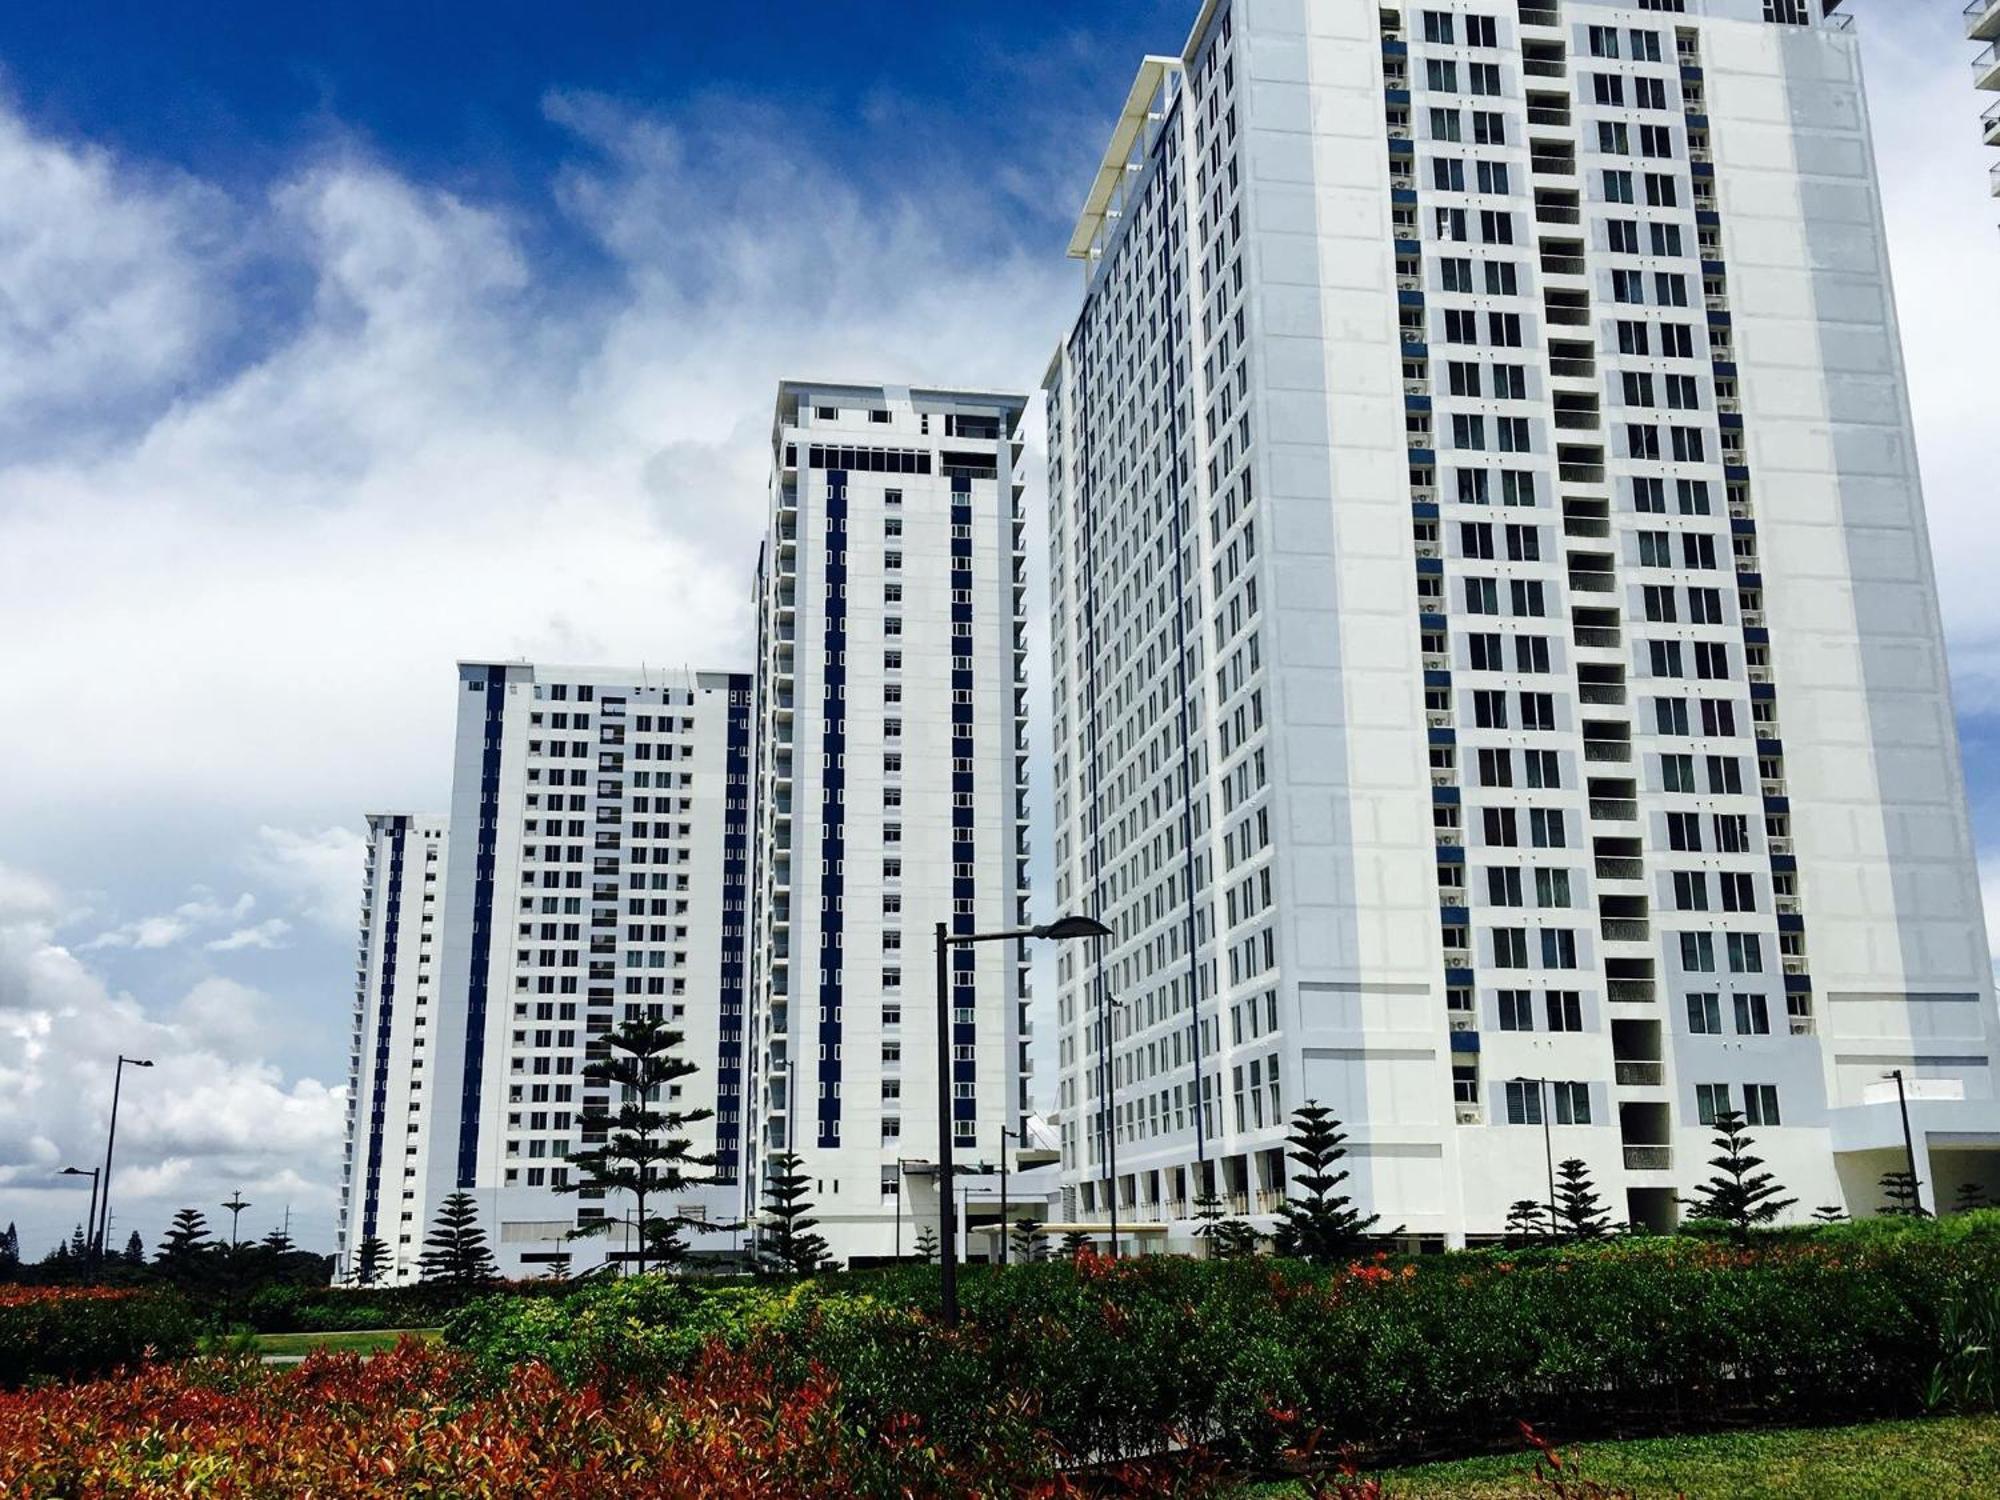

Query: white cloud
[0,868,343,1255]
[79,889,257,952]
[205,919,292,953]
[246,826,366,935]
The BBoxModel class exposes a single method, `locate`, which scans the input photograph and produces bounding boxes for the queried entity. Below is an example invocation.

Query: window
[1499,989,1535,1031]
[1667,811,1702,851]
[1466,14,1497,46]
[1551,1081,1590,1125]
[1422,10,1455,43]
[1608,219,1640,255]
[1681,931,1716,973]
[1535,867,1571,908]
[1426,58,1459,92]
[1433,157,1467,193]
[1604,169,1635,205]
[1484,259,1519,295]
[1588,25,1620,58]
[1523,749,1559,789]
[1515,635,1550,673]
[1648,640,1683,683]
[1472,109,1505,145]
[1478,747,1513,787]
[1727,931,1763,973]
[1696,1083,1730,1127]
[1529,807,1566,849]
[1484,806,1519,847]
[1447,360,1482,397]
[1686,992,1722,1034]
[1743,1083,1781,1127]
[1494,927,1529,967]
[1546,990,1582,1031]
[1475,159,1510,195]
[1488,865,1524,906]
[1540,928,1577,969]
[1505,1079,1544,1125]
[1431,107,1463,142]
[1733,992,1770,1035]
[1673,870,1708,911]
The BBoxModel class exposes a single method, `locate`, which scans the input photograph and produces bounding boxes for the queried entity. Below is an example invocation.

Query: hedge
[447,1214,2000,1468]
[0,1287,199,1387]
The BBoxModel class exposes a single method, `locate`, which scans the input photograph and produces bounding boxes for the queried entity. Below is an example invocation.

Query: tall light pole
[934,914,1111,1326]
[59,1167,100,1271]
[221,1192,251,1250]
[1887,1068,1924,1214]
[999,1125,1018,1266]
[97,1055,154,1261]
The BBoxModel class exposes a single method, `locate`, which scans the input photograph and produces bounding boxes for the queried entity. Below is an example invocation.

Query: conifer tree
[1554,1158,1613,1240]
[1008,1215,1045,1264]
[0,1220,18,1280]
[917,1225,942,1263]
[1506,1199,1552,1242]
[1878,1169,1928,1218]
[1681,1111,1796,1239]
[559,1017,715,1274]
[1811,1203,1849,1224]
[122,1230,145,1263]
[155,1208,215,1276]
[354,1235,390,1286]
[1271,1100,1383,1263]
[758,1150,829,1274]
[1953,1181,1989,1215]
[1192,1188,1258,1259]
[417,1192,497,1287]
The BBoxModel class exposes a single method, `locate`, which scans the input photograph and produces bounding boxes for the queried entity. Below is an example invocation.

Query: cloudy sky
[0,0,1992,1259]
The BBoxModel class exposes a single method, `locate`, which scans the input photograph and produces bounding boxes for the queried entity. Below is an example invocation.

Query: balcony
[1623,1145,1672,1172]
[1615,1061,1665,1088]
[1971,0,2000,44]
[1977,41,2000,92]
[1985,99,2000,148]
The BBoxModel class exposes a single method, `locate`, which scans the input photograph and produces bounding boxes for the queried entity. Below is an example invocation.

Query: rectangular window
[1696,1082,1730,1127]
[1552,1081,1590,1125]
[1499,989,1535,1031]
[1545,990,1582,1032]
[1686,992,1722,1034]
[1505,1079,1543,1125]
[1743,1083,1781,1127]
[1733,992,1771,1035]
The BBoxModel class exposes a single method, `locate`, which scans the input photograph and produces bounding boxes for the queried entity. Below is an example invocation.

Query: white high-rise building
[747,381,1033,1265]
[1046,0,2000,1247]
[390,660,755,1280]
[335,813,448,1284]
[1970,0,2000,210]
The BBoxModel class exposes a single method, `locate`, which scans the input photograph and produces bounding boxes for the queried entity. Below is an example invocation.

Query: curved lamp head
[130,1058,155,1068]
[1034,915,1113,942]
[60,1166,93,1178]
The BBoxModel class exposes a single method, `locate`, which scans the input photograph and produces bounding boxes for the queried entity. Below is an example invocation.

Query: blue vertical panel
[950,482,977,1124]
[456,666,507,1187]
[713,676,753,1183]
[360,817,406,1243]
[818,475,848,1148]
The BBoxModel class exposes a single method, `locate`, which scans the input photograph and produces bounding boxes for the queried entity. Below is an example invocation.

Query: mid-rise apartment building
[1047,0,2000,1247]
[335,813,448,1284]
[747,381,1033,1264]
[357,661,755,1281]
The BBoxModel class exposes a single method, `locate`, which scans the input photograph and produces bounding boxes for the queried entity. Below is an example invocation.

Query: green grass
[1246,1415,2000,1497]
[249,1328,441,1358]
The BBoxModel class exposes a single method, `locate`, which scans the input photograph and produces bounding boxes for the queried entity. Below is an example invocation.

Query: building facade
[1971,0,2000,210]
[747,381,1033,1265]
[335,813,449,1284]
[361,661,757,1281]
[1047,0,1999,1247]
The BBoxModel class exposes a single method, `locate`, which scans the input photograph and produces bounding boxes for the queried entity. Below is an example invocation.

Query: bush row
[446,1213,2000,1467]
[0,1287,200,1388]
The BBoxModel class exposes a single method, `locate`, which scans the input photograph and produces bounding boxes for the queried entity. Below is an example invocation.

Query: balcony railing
[1623,1145,1672,1171]
[1615,1061,1665,1087]
[1972,0,2000,41]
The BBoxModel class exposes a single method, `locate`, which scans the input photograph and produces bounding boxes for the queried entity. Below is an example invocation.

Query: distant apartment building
[1045,0,1999,1248]
[338,662,753,1281]
[335,813,448,1284]
[746,381,1033,1264]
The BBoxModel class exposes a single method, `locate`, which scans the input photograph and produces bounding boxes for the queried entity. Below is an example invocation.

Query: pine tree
[1952,1181,1988,1215]
[0,1220,18,1280]
[354,1235,391,1286]
[1271,1101,1383,1264]
[1879,1169,1929,1218]
[68,1223,89,1260]
[916,1225,942,1263]
[417,1192,498,1287]
[1681,1111,1796,1239]
[1811,1203,1849,1224]
[1506,1199,1552,1242]
[1192,1189,1257,1259]
[1554,1158,1612,1240]
[122,1230,145,1264]
[558,1017,715,1275]
[155,1209,217,1286]
[259,1227,296,1256]
[758,1150,830,1274]
[1009,1215,1045,1264]
[543,1251,573,1281]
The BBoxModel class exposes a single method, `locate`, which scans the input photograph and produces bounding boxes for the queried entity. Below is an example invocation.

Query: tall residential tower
[335,813,448,1284]
[748,381,1032,1264]
[1047,0,2000,1246]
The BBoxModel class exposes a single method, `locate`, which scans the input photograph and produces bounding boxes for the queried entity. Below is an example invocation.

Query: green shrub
[436,1215,2000,1469]
[0,1287,199,1386]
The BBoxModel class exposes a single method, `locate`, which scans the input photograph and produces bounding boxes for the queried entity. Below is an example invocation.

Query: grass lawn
[1247,1415,2000,1497]
[249,1328,441,1358]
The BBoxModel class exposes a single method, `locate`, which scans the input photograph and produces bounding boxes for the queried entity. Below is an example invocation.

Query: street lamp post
[59,1167,100,1271]
[999,1125,1019,1266]
[934,914,1110,1327]
[1887,1068,1924,1213]
[97,1056,154,1262]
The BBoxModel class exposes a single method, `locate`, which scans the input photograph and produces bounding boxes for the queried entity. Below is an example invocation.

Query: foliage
[353,1234,390,1286]
[1553,1160,1612,1241]
[0,1287,199,1387]
[0,1340,1132,1498]
[559,1017,718,1274]
[1271,1101,1382,1264]
[917,1226,941,1263]
[1009,1215,1045,1264]
[1954,1182,1989,1215]
[153,1209,214,1285]
[759,1150,830,1274]
[419,1191,499,1287]
[1193,1192,1258,1260]
[1505,1200,1551,1242]
[1813,1204,1849,1224]
[447,1277,777,1385]
[1680,1111,1796,1240]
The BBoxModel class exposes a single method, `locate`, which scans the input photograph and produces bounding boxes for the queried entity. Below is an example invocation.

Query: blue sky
[0,0,1995,1259]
